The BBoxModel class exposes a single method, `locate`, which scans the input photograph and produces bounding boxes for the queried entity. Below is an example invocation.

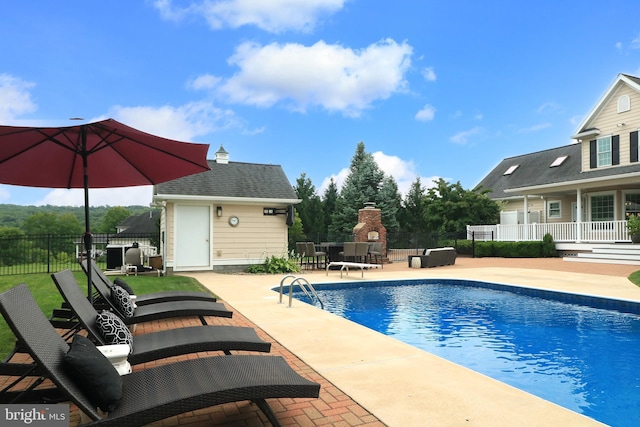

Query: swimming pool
[290,279,640,427]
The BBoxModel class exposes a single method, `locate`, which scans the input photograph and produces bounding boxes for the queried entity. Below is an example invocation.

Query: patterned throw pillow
[113,278,135,295]
[111,285,135,318]
[96,310,133,353]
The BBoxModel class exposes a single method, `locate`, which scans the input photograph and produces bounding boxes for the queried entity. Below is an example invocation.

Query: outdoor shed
[152,146,299,273]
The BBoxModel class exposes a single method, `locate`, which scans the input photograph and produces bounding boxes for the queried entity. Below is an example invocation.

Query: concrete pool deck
[185,257,640,427]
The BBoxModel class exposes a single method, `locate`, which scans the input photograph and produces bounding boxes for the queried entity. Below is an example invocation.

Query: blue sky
[2,0,640,207]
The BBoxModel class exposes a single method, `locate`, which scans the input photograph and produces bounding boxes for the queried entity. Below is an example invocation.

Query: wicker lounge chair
[52,269,271,365]
[81,260,217,306]
[0,284,320,426]
[53,269,231,326]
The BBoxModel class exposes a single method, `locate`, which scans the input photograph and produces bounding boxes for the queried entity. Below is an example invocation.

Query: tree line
[291,141,500,241]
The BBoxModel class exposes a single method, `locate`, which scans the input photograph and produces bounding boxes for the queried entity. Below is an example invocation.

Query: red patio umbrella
[0,118,210,300]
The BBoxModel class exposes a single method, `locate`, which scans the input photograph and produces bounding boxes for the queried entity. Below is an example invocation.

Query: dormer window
[550,156,568,167]
[618,95,630,113]
[503,165,519,175]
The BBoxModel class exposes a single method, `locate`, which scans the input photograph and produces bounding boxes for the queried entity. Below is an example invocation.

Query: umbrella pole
[81,126,93,303]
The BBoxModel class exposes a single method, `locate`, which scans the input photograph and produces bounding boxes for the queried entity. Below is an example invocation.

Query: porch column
[523,195,529,240]
[576,188,582,243]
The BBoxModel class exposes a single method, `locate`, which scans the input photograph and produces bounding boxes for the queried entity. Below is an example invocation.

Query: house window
[548,201,561,218]
[590,194,614,221]
[618,95,631,113]
[624,193,640,218]
[597,136,612,167]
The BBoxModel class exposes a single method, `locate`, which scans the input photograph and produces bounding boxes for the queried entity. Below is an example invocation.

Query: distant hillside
[0,204,154,231]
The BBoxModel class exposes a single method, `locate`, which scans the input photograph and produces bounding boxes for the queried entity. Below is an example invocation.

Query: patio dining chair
[306,242,326,269]
[354,242,369,263]
[368,242,384,268]
[295,242,309,269]
[339,242,357,262]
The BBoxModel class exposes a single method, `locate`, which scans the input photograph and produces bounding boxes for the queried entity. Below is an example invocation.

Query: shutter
[631,131,639,163]
[612,135,620,165]
[590,140,597,168]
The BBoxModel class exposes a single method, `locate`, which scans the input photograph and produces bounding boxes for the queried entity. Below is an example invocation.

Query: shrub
[473,239,555,258]
[246,255,300,274]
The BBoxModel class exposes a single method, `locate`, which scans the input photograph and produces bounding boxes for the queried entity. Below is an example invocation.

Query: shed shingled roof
[154,160,297,200]
[476,143,640,199]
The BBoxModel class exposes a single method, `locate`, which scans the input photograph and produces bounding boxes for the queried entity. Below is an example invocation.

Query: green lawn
[0,271,214,359]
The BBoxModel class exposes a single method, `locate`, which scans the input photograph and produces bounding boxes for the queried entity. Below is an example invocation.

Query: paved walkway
[56,258,640,425]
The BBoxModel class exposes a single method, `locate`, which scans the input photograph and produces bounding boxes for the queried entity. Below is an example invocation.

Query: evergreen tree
[329,142,401,235]
[293,173,324,237]
[322,178,338,235]
[378,176,401,232]
[399,177,428,232]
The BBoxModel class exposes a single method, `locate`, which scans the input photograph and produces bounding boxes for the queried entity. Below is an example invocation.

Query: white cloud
[217,39,413,117]
[519,122,551,133]
[536,102,563,115]
[36,187,154,207]
[153,0,346,33]
[415,104,435,122]
[631,34,640,50]
[450,127,482,145]
[421,66,436,82]
[616,41,623,51]
[0,74,37,122]
[107,101,241,141]
[187,74,222,90]
[0,186,10,202]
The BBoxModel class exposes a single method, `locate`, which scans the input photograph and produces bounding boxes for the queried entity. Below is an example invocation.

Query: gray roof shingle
[477,143,640,199]
[154,160,298,200]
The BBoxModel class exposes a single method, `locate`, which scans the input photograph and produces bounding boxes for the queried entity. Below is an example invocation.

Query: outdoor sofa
[408,247,457,268]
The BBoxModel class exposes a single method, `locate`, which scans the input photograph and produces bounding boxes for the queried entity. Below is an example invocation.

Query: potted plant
[627,214,640,243]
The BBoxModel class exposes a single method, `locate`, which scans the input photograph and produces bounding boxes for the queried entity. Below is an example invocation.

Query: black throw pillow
[113,277,135,295]
[63,334,123,412]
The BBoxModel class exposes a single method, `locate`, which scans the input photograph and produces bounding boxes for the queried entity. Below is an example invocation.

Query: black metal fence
[0,232,160,275]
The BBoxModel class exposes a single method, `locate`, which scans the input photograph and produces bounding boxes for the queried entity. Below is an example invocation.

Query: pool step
[564,244,640,265]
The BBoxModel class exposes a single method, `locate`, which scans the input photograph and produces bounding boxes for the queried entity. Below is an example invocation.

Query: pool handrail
[278,275,324,309]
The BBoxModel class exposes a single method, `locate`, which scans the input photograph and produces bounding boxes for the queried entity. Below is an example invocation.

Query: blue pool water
[290,279,640,427]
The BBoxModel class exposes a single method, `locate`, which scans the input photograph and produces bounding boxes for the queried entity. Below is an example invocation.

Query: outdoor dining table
[319,242,345,267]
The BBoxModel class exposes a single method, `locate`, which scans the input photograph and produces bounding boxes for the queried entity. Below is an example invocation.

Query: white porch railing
[467,221,631,243]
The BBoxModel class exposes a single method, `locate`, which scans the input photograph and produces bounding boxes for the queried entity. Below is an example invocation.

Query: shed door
[175,205,211,270]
